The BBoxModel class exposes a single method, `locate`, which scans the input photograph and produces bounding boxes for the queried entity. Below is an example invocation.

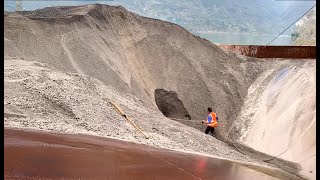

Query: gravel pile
[4,59,263,165]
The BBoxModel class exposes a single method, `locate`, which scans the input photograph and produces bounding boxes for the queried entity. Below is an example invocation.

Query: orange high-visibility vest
[207,112,218,127]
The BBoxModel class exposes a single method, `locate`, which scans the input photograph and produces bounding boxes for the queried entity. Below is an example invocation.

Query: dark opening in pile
[154,89,191,120]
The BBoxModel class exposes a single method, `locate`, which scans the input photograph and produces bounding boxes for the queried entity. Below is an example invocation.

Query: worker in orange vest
[202,107,218,135]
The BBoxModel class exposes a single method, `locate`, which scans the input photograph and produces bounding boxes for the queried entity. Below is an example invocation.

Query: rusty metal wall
[219,45,316,59]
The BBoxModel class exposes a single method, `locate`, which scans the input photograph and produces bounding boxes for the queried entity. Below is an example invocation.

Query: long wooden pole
[109,101,149,139]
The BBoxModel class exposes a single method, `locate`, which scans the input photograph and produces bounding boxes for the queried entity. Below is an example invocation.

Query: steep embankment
[231,59,316,179]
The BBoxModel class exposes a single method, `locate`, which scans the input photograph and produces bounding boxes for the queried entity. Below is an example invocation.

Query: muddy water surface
[5,128,281,180]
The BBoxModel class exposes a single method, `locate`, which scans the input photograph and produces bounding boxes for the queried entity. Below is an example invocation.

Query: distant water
[193,32,293,45]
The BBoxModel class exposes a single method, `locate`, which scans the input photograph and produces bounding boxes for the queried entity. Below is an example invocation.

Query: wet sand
[4,128,280,180]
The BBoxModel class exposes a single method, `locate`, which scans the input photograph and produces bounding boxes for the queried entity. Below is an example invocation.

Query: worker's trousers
[205,126,215,135]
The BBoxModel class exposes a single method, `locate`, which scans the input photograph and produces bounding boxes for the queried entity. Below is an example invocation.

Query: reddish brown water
[219,45,316,59]
[4,128,280,180]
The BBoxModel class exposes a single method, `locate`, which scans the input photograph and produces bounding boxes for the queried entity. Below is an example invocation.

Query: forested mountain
[4,0,316,34]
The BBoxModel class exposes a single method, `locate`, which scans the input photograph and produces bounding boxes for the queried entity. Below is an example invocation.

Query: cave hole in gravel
[154,88,191,120]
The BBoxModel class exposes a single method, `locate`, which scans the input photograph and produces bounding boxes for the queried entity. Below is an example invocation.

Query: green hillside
[291,6,316,46]
[105,0,313,34]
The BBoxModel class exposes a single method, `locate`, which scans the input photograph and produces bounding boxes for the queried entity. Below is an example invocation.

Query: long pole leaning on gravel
[109,101,149,139]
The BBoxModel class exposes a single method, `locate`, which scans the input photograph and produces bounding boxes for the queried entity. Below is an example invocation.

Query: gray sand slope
[4,4,316,179]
